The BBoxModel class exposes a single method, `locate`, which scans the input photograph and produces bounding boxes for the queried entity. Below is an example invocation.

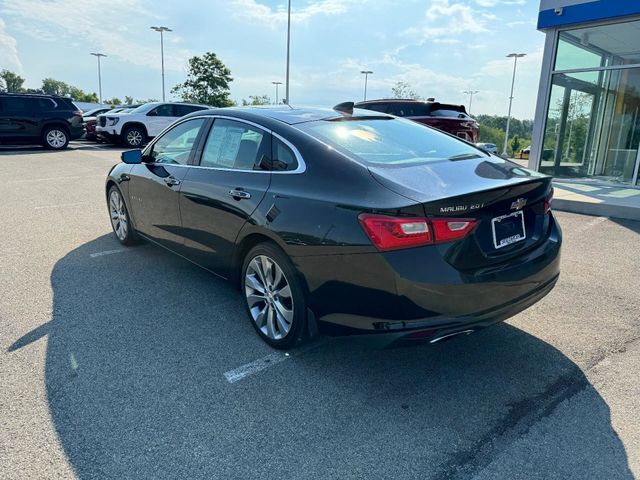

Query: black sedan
[105,104,561,349]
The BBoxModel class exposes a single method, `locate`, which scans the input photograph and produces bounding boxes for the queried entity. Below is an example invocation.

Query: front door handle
[229,189,251,200]
[164,176,181,187]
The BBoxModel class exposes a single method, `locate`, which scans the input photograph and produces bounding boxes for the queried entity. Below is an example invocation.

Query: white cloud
[478,46,544,79]
[0,18,21,72]
[0,0,192,72]
[228,0,367,26]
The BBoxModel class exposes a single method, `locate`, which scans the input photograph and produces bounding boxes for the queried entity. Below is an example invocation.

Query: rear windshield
[299,117,486,166]
[430,108,470,118]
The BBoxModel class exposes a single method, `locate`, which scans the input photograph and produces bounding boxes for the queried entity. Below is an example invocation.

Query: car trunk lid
[368,157,553,269]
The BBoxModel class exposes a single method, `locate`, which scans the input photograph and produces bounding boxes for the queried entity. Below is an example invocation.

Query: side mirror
[121,149,142,164]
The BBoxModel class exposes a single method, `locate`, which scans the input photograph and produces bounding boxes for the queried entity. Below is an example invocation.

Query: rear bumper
[320,272,558,347]
[296,214,561,339]
[69,125,85,140]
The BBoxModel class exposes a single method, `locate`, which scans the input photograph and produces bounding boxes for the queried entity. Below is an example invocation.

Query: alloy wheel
[126,130,143,146]
[109,190,128,241]
[245,255,294,340]
[46,129,67,148]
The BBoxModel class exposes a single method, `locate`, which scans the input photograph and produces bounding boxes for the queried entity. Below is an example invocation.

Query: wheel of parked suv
[123,126,146,148]
[42,126,69,150]
[241,243,308,349]
[108,186,139,246]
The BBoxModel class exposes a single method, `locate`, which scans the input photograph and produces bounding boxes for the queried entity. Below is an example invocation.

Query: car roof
[187,105,390,125]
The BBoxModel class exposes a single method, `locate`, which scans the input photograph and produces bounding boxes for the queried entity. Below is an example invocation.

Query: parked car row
[0,92,210,149]
[0,92,85,149]
[1,93,488,150]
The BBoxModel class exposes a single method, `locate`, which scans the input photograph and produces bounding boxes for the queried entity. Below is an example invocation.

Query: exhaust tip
[429,329,475,344]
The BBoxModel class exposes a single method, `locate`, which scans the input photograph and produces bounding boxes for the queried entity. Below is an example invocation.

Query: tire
[42,126,70,150]
[241,243,308,349]
[107,186,139,246]
[122,125,146,148]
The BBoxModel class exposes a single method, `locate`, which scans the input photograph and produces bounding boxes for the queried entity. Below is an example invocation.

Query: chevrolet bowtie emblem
[511,198,527,210]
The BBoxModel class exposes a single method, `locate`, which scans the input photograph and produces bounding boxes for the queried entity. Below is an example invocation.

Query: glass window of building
[541,19,640,185]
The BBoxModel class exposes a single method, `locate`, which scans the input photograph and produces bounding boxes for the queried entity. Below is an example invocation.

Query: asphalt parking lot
[1,142,639,479]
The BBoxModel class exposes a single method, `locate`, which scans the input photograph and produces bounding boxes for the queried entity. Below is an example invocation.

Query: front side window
[300,117,485,167]
[200,119,268,170]
[3,96,27,111]
[149,118,205,165]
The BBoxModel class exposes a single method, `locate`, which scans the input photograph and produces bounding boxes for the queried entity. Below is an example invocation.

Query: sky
[0,0,545,119]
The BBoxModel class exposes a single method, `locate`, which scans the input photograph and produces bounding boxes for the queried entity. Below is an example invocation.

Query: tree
[0,70,25,92]
[391,81,421,100]
[479,124,505,148]
[171,52,234,107]
[510,135,521,156]
[124,96,134,105]
[241,95,270,106]
[135,98,159,104]
[42,78,70,96]
[69,87,98,103]
[104,97,122,106]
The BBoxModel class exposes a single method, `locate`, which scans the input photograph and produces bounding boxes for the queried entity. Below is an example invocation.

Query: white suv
[96,102,209,147]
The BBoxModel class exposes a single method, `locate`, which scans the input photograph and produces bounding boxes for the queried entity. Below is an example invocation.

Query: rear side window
[271,138,298,171]
[300,117,485,167]
[150,104,175,117]
[150,118,205,165]
[175,105,207,116]
[24,97,56,112]
[200,119,269,170]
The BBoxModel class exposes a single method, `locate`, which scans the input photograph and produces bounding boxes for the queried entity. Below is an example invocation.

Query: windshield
[299,117,486,166]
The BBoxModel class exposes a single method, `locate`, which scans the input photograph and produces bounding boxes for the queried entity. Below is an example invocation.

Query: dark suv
[355,99,480,143]
[0,93,84,149]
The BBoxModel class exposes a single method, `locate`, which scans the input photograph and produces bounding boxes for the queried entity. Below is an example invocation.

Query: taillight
[431,219,477,243]
[358,214,477,251]
[544,188,554,214]
[358,214,431,251]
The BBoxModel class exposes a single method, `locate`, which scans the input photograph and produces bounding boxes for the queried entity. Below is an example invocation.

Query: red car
[355,99,479,143]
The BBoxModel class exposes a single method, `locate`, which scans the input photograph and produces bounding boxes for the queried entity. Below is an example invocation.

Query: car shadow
[8,235,634,479]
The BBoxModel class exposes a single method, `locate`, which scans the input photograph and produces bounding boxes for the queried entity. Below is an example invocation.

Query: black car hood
[368,156,547,204]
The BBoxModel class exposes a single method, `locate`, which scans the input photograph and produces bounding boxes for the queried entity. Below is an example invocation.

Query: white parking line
[89,249,126,258]
[35,202,91,210]
[223,340,326,383]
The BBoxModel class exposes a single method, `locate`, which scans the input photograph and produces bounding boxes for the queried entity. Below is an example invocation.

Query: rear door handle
[229,189,251,200]
[164,176,181,187]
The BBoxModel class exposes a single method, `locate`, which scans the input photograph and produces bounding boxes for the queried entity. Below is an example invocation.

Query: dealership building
[530,0,640,187]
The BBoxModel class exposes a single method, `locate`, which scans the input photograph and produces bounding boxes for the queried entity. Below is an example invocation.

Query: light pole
[90,53,106,104]
[272,81,283,105]
[463,90,479,114]
[150,26,172,101]
[285,0,291,105]
[503,53,526,157]
[361,70,373,101]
